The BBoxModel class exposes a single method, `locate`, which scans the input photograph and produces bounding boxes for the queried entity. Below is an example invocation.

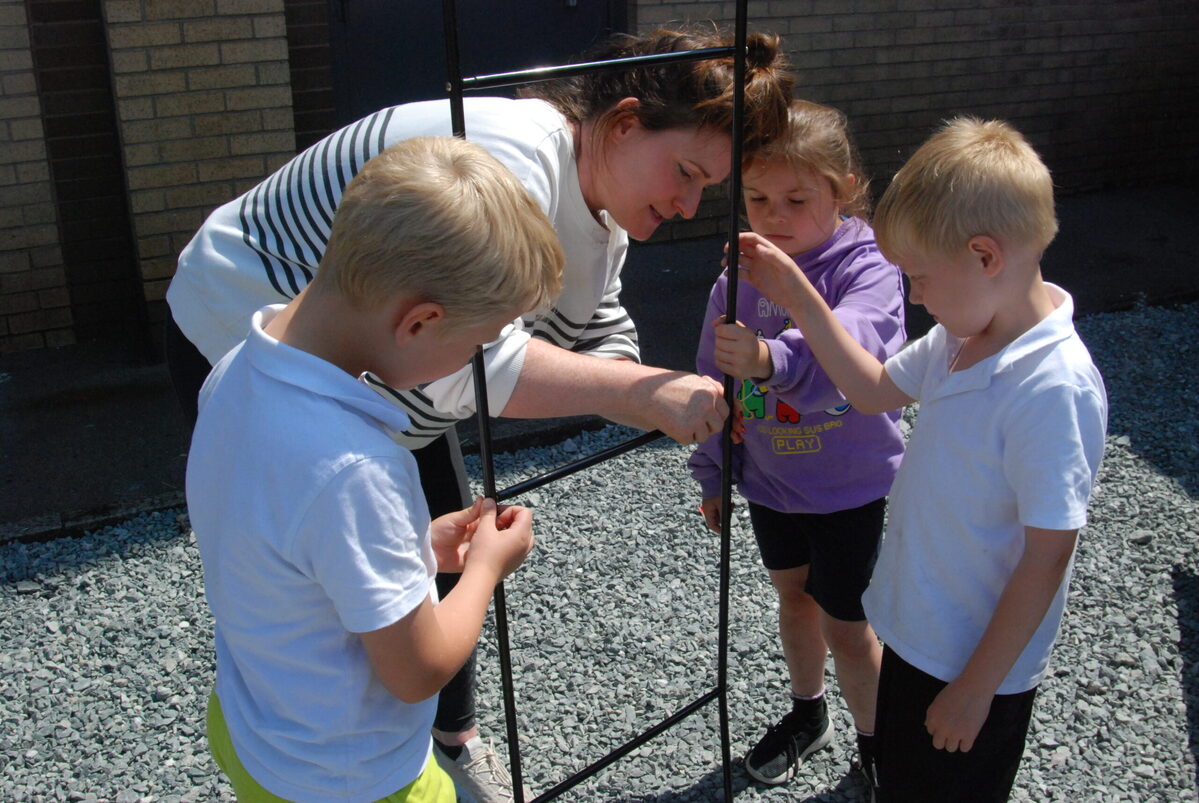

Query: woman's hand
[501,341,729,445]
[712,315,772,380]
[641,370,730,444]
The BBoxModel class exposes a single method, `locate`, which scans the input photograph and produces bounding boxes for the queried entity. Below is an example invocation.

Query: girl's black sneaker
[744,696,832,785]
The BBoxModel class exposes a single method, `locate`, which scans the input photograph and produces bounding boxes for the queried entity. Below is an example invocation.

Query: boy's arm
[359,501,533,704]
[734,232,912,414]
[924,525,1078,752]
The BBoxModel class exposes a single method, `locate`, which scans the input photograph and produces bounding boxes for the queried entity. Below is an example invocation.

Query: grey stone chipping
[2,300,1197,802]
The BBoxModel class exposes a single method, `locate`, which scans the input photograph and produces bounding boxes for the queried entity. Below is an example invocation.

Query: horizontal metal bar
[529,688,723,802]
[496,430,666,502]
[460,46,737,91]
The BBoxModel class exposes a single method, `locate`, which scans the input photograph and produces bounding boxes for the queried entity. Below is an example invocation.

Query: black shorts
[747,497,885,622]
[875,646,1037,802]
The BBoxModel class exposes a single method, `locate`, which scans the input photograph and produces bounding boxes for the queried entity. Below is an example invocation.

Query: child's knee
[820,616,877,659]
[775,582,817,613]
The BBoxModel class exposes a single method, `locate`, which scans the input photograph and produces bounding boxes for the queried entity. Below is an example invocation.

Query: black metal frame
[442,2,750,798]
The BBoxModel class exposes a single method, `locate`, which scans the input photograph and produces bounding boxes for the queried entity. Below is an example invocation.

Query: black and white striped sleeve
[238,108,399,298]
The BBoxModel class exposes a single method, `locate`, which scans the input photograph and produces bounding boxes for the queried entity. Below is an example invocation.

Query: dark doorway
[26,0,145,354]
[327,0,628,124]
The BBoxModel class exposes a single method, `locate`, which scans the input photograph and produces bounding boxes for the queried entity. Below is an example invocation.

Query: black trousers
[166,316,478,734]
[875,645,1037,803]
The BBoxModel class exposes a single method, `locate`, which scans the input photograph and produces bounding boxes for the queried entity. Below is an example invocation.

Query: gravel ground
[2,300,1197,802]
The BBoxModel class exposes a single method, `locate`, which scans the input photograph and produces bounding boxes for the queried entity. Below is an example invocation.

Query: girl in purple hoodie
[690,100,906,797]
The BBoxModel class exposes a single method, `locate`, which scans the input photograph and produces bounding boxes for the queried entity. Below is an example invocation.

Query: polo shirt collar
[936,283,1075,396]
[244,305,413,436]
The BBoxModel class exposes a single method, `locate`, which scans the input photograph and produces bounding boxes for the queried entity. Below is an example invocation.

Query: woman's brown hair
[520,27,794,156]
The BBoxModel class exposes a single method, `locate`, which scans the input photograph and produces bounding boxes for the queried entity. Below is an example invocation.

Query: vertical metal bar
[442,0,465,138]
[471,348,525,803]
[444,1,524,800]
[718,1,749,800]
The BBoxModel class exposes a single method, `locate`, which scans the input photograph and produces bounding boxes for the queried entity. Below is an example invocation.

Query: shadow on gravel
[0,508,187,586]
[1083,302,1199,501]
[1172,566,1199,788]
[610,764,865,802]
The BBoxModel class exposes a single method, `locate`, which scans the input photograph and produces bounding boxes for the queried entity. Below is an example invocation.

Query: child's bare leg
[746,565,834,785]
[820,614,882,732]
[769,565,828,695]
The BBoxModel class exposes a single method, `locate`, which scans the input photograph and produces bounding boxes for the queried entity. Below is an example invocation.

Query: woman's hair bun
[746,32,783,72]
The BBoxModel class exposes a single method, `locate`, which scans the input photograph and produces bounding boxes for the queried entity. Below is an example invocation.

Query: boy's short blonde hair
[318,136,563,322]
[874,117,1058,262]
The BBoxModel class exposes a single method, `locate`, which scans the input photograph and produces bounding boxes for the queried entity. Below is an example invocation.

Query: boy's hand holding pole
[431,497,534,582]
[366,497,534,704]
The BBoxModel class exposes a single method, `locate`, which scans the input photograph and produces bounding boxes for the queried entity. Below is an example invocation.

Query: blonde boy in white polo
[187,136,563,802]
[728,117,1107,802]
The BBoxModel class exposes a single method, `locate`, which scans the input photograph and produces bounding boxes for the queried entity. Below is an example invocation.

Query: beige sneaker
[434,735,530,803]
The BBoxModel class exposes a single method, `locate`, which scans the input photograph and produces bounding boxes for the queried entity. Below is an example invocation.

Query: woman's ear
[612,97,642,137]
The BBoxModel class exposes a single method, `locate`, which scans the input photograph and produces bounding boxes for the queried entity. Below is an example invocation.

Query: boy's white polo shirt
[865,285,1107,693]
[188,305,438,802]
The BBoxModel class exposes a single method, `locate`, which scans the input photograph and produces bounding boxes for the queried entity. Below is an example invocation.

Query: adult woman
[166,26,792,801]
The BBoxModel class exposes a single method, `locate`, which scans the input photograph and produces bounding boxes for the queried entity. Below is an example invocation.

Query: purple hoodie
[689,217,906,514]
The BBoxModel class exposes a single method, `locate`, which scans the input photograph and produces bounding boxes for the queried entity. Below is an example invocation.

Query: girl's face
[743,158,844,258]
[587,117,731,241]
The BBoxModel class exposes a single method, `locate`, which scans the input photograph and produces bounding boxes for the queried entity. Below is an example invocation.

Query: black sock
[790,691,828,724]
[435,741,463,760]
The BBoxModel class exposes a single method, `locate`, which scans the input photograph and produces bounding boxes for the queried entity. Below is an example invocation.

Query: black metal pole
[471,347,525,803]
[717,1,750,800]
[442,1,754,796]
[496,430,664,502]
[528,688,723,802]
[460,47,735,91]
[443,0,524,799]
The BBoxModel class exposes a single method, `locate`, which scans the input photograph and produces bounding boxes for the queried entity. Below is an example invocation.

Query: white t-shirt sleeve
[292,456,435,634]
[884,326,944,401]
[1003,382,1108,531]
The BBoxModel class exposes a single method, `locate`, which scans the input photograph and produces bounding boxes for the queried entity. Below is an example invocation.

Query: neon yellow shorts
[207,692,454,803]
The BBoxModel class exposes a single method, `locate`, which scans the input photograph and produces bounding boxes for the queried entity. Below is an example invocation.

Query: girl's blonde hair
[745,99,871,219]
[874,117,1058,262]
[317,137,563,323]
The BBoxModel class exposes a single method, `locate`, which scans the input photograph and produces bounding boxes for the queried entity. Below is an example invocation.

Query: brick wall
[635,0,1199,238]
[3,1,1197,352]
[0,0,70,351]
[103,0,297,340]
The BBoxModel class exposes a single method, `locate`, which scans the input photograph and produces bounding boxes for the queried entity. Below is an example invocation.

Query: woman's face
[588,118,731,241]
